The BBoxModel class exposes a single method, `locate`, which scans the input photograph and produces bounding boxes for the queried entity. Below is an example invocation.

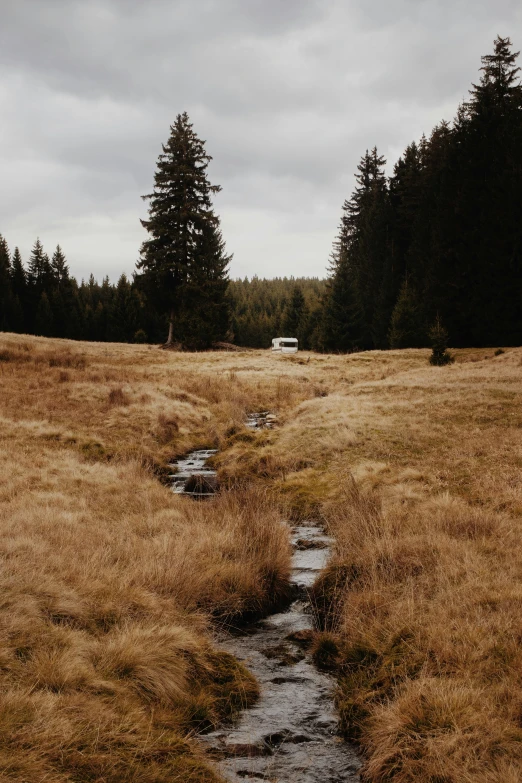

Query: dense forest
[0,237,324,348]
[1,37,521,351]
[229,277,325,348]
[319,36,522,350]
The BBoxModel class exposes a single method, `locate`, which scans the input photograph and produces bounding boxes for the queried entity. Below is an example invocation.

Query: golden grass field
[1,332,522,782]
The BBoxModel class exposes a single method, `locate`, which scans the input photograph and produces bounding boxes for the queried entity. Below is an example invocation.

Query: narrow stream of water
[202,525,361,782]
[168,449,218,496]
[169,432,361,782]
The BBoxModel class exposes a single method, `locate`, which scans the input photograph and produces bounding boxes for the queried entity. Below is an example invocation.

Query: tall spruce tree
[0,235,13,331]
[319,252,364,352]
[34,292,54,337]
[321,148,388,351]
[10,247,26,332]
[454,36,522,346]
[51,245,69,283]
[137,112,231,348]
[11,248,26,301]
[388,278,425,348]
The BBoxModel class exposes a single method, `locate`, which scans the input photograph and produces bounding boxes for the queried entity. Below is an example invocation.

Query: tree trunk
[166,311,175,344]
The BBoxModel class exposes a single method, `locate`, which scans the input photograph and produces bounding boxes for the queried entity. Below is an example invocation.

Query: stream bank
[169,434,361,782]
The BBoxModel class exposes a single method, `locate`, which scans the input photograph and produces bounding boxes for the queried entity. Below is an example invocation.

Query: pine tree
[429,316,454,365]
[450,36,522,345]
[50,245,70,337]
[26,239,52,332]
[10,248,26,332]
[320,251,364,352]
[137,112,231,348]
[34,292,54,337]
[11,248,26,301]
[388,278,425,348]
[468,35,521,116]
[27,238,53,290]
[108,274,142,342]
[282,285,308,345]
[175,222,231,349]
[320,148,387,351]
[51,245,69,283]
[0,235,13,331]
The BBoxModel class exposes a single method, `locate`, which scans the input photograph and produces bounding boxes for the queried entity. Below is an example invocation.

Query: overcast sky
[1,0,521,282]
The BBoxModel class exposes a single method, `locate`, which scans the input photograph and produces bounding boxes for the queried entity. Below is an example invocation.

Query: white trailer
[272,337,298,354]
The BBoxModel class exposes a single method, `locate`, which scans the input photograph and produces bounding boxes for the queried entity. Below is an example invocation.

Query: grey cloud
[1,0,521,281]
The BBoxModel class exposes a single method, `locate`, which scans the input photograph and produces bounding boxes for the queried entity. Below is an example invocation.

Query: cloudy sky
[1,0,521,282]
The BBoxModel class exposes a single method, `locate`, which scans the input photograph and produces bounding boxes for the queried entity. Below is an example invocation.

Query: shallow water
[168,448,218,496]
[170,434,361,780]
[245,411,277,430]
[202,525,361,783]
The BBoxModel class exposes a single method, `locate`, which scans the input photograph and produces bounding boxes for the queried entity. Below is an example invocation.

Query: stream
[169,430,361,782]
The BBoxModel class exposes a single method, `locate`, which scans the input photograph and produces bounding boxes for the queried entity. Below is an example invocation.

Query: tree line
[0,234,325,347]
[229,277,325,348]
[1,37,521,351]
[318,36,522,350]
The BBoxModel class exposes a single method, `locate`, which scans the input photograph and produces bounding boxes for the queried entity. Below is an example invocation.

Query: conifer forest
[1,37,521,350]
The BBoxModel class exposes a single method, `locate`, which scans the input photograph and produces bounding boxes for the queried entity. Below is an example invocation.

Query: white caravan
[272,337,298,354]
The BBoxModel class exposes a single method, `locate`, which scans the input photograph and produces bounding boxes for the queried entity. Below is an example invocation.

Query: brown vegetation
[1,333,521,782]
[212,346,522,782]
[0,334,296,782]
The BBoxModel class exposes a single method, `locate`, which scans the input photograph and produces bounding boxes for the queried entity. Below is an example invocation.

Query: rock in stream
[168,448,218,496]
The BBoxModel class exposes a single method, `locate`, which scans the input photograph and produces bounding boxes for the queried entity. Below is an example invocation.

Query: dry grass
[0,333,297,782]
[2,333,522,781]
[231,347,522,783]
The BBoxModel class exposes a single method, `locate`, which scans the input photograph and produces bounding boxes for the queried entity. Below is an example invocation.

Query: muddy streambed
[169,438,361,782]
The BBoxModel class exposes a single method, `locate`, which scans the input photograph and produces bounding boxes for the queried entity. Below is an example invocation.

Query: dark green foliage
[429,316,454,366]
[0,236,325,349]
[175,222,231,350]
[107,274,142,342]
[137,112,230,348]
[388,278,425,348]
[320,36,522,351]
[0,235,13,331]
[320,148,389,352]
[10,248,26,300]
[282,285,309,346]
[34,292,54,337]
[228,277,326,348]
[318,257,364,352]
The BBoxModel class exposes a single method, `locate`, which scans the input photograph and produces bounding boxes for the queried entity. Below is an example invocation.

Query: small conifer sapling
[429,316,454,365]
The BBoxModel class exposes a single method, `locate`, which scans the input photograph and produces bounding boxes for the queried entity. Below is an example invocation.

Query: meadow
[1,332,521,782]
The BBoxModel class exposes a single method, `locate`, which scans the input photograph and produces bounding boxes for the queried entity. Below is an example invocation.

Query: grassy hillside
[1,333,521,782]
[0,334,301,782]
[213,345,522,782]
